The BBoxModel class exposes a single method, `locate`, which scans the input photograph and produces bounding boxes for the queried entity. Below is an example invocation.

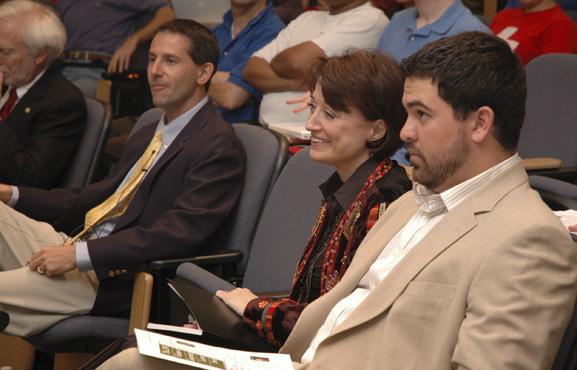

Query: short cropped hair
[156,19,219,86]
[402,31,527,150]
[307,50,406,159]
[0,0,66,63]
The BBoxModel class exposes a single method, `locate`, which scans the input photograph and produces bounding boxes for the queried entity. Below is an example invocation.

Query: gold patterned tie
[70,130,163,242]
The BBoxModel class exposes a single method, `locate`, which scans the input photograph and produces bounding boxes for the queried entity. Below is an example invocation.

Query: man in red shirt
[491,0,577,65]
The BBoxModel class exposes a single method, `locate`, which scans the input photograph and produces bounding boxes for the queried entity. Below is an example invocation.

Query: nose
[148,59,162,78]
[305,108,320,133]
[399,117,416,144]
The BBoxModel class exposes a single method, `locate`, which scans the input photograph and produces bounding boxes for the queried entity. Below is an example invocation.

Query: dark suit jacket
[0,64,86,188]
[16,101,246,316]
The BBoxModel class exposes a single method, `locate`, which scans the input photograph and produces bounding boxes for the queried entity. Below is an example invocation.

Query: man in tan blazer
[280,31,577,369]
[96,31,577,370]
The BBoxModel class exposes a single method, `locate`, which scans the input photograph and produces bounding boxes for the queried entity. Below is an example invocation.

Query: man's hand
[107,35,138,74]
[0,184,13,204]
[216,288,258,316]
[286,91,311,113]
[28,245,77,278]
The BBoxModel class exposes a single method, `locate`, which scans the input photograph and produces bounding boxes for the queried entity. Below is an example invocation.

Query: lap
[98,347,191,370]
[0,202,96,336]
[0,201,67,269]
[0,267,98,336]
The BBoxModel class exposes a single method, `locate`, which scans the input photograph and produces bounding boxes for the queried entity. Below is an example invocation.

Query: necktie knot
[0,88,18,121]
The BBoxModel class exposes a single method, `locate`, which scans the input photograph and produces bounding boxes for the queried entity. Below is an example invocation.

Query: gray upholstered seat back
[517,53,577,167]
[61,97,111,188]
[242,148,334,292]
[529,175,577,210]
[214,123,288,271]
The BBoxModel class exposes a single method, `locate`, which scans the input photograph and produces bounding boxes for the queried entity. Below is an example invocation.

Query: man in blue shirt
[378,0,490,164]
[379,0,489,63]
[210,0,285,123]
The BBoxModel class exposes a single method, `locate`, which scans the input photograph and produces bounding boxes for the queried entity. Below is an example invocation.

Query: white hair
[0,0,67,62]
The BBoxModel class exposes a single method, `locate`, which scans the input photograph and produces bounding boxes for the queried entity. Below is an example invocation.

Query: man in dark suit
[0,18,245,337]
[0,0,86,188]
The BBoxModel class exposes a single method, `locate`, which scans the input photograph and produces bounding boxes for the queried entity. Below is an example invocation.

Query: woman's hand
[216,288,258,316]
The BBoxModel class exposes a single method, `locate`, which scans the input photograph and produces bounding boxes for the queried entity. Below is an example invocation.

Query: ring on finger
[37,266,46,275]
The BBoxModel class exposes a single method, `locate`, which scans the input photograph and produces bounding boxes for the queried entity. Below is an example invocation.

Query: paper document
[555,210,577,236]
[135,329,294,370]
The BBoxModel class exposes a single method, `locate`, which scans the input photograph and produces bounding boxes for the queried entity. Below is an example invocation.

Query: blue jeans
[62,65,105,98]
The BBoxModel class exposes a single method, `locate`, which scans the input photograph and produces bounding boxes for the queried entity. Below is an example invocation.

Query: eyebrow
[148,51,180,60]
[405,101,432,112]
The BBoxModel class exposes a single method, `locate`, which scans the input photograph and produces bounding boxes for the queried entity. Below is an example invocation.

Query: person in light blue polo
[211,0,284,124]
[379,0,490,164]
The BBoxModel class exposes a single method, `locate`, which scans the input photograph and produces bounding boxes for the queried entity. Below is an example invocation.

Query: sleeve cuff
[75,241,94,271]
[7,186,19,207]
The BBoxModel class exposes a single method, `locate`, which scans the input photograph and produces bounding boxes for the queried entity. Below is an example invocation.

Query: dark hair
[401,31,526,150]
[307,49,406,159]
[156,19,220,87]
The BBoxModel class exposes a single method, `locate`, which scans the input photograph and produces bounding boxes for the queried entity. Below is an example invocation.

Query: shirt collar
[10,68,47,102]
[413,153,521,212]
[155,96,208,147]
[222,3,273,35]
[407,0,466,36]
[319,156,381,210]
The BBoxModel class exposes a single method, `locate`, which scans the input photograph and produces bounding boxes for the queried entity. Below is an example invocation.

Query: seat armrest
[146,250,243,323]
[147,249,243,272]
[129,272,153,334]
[522,157,562,171]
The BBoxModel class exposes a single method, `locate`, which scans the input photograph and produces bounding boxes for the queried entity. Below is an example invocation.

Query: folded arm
[270,41,325,80]
[208,72,252,111]
[243,56,306,93]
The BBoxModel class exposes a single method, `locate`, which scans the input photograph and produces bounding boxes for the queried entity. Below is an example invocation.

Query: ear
[196,63,215,87]
[470,106,494,144]
[33,48,48,67]
[368,119,387,142]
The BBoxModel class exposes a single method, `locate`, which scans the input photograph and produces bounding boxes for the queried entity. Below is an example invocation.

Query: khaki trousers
[98,347,189,370]
[0,202,98,336]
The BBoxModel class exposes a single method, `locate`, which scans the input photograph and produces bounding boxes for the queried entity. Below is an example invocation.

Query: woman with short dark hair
[217,49,410,348]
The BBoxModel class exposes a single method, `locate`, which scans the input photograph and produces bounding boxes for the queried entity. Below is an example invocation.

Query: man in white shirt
[92,31,577,370]
[243,0,388,126]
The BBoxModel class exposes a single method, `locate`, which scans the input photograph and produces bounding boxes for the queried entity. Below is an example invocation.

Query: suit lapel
[283,194,420,357]
[333,201,478,335]
[114,102,215,230]
[5,66,54,127]
[329,161,529,337]
[335,196,420,294]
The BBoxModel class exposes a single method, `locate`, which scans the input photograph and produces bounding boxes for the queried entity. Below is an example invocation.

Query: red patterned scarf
[291,159,394,299]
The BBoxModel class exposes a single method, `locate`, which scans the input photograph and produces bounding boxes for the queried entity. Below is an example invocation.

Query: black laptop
[151,276,277,353]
